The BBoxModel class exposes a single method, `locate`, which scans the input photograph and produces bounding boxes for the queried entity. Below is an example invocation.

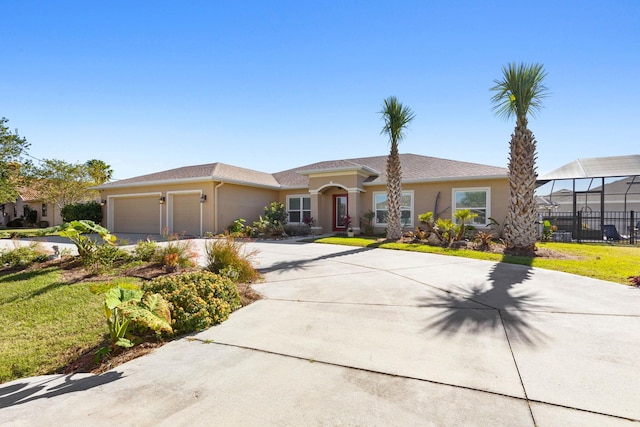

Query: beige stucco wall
[215,183,279,234]
[99,181,279,235]
[357,178,509,233]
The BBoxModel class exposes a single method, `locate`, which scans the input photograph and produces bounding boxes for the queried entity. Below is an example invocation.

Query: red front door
[333,195,348,231]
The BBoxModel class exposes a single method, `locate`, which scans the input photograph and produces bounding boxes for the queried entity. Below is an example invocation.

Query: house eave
[362,174,507,186]
[92,176,281,191]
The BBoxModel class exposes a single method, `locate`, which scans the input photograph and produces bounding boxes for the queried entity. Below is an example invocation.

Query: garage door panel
[172,194,200,236]
[113,197,160,234]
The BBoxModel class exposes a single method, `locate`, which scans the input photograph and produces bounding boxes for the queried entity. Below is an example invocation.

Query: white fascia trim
[362,174,507,186]
[94,176,281,191]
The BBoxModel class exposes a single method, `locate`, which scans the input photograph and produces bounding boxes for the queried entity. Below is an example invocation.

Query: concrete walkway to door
[1,239,640,426]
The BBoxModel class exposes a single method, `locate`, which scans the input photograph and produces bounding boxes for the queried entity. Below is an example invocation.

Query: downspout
[214,181,225,233]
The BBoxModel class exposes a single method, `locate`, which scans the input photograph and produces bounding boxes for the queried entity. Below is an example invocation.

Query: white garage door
[172,193,200,237]
[113,196,160,234]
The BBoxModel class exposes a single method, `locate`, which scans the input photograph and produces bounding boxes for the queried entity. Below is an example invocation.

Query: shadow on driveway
[0,371,123,409]
[424,262,548,346]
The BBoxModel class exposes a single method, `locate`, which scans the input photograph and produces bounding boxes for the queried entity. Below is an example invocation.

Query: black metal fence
[541,211,638,244]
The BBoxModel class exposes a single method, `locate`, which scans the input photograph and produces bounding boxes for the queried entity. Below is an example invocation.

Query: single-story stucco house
[93,153,510,237]
[0,188,62,228]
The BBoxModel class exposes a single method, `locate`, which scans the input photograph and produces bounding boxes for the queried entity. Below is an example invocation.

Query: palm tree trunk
[505,117,538,255]
[386,142,403,240]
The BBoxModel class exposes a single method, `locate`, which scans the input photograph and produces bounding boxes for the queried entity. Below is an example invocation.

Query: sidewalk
[1,240,639,425]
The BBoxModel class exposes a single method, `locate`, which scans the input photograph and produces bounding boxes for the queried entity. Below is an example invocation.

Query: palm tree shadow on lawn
[424,261,548,346]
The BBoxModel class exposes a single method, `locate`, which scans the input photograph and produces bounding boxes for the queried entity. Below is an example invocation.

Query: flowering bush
[142,271,241,335]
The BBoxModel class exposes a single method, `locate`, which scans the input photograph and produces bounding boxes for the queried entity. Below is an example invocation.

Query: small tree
[0,118,30,204]
[28,159,94,211]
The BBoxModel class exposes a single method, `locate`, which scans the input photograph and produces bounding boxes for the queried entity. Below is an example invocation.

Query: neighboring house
[93,154,510,236]
[0,188,62,227]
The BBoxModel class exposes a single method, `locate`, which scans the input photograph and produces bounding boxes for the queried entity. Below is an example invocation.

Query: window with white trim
[373,191,413,227]
[452,188,490,226]
[287,196,311,224]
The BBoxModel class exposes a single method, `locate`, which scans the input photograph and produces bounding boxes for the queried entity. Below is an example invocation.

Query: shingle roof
[95,154,507,190]
[95,162,280,189]
[273,154,507,187]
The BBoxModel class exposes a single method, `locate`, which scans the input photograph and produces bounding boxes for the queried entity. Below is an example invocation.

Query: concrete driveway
[1,240,639,426]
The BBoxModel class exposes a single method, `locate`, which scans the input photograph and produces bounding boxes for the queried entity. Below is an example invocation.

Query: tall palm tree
[379,96,415,240]
[85,159,113,185]
[491,63,549,256]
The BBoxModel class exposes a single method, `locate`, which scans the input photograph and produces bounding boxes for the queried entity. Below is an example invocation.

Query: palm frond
[379,96,416,145]
[490,62,549,121]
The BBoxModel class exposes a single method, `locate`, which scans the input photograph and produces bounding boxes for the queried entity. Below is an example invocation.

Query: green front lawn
[0,268,107,383]
[315,237,640,285]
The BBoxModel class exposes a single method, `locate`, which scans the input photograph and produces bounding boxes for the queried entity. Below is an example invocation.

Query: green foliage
[61,201,103,223]
[47,220,118,273]
[85,159,113,185]
[361,210,375,235]
[542,220,553,241]
[0,243,49,269]
[204,236,260,283]
[154,236,198,269]
[133,240,159,262]
[474,231,495,251]
[143,271,241,335]
[27,158,94,209]
[490,62,549,121]
[93,285,172,352]
[253,202,287,236]
[22,205,38,225]
[487,217,506,240]
[0,117,31,204]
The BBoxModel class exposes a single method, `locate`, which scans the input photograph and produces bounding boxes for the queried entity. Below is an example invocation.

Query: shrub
[61,201,103,223]
[0,244,49,269]
[133,240,158,262]
[6,218,24,228]
[253,202,287,237]
[143,271,241,335]
[88,244,132,274]
[204,236,260,283]
[153,236,198,269]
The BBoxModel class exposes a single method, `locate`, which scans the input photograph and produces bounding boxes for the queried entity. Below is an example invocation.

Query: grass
[315,237,640,285]
[0,268,107,383]
[0,227,57,238]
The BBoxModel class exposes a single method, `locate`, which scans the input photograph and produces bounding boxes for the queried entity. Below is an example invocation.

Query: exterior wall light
[159,196,166,204]
[100,200,107,206]
[200,194,207,203]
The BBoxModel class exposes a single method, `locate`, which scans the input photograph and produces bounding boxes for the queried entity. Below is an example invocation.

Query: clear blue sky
[2,0,638,181]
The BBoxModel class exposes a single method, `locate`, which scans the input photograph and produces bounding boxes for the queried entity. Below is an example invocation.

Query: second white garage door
[171,193,201,237]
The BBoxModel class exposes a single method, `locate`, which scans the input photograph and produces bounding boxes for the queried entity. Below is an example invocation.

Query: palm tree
[379,96,415,240]
[85,159,113,185]
[490,63,549,256]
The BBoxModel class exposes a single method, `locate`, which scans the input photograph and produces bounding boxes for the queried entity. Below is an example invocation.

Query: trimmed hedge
[61,201,103,223]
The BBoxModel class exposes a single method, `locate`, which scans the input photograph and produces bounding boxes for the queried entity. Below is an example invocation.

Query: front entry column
[309,190,323,235]
[348,189,361,235]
